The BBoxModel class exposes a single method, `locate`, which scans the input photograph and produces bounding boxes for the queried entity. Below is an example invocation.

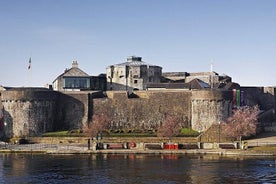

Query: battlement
[191,90,232,101]
[1,88,57,101]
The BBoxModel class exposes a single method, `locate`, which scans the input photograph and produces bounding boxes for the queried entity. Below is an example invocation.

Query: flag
[28,57,31,70]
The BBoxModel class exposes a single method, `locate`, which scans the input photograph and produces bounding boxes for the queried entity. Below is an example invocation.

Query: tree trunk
[239,136,242,149]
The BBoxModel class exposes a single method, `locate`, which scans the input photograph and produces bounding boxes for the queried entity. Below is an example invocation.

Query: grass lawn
[42,131,82,137]
[42,129,199,138]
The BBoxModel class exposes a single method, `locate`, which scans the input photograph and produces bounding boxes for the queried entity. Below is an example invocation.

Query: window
[63,77,90,89]
[134,80,138,84]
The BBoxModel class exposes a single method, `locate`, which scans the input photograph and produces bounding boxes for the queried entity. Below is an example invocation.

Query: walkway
[0,142,275,156]
[247,132,276,147]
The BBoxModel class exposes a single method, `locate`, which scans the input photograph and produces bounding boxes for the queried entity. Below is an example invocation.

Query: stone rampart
[241,87,276,111]
[1,88,56,101]
[1,88,58,138]
[191,90,232,132]
[93,90,192,130]
[55,92,88,131]
[0,89,233,139]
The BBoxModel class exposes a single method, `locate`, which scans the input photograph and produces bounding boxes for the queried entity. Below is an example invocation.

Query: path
[246,132,276,147]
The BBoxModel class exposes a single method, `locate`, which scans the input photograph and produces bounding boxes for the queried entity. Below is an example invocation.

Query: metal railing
[0,143,88,152]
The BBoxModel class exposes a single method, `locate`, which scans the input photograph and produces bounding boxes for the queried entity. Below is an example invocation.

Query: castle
[106,56,162,91]
[0,56,275,138]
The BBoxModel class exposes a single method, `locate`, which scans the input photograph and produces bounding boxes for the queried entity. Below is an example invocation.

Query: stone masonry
[0,88,232,138]
[106,56,162,91]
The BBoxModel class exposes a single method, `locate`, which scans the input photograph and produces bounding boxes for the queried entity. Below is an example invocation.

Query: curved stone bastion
[191,90,233,132]
[1,88,58,138]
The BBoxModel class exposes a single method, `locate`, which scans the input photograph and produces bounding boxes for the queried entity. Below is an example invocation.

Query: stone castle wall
[191,90,232,132]
[0,89,233,138]
[92,90,192,130]
[55,92,89,131]
[1,89,58,138]
[241,87,276,111]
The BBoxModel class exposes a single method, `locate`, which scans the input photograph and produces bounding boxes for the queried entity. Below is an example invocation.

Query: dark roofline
[52,66,90,83]
[147,83,190,89]
[2,87,51,91]
[107,56,162,69]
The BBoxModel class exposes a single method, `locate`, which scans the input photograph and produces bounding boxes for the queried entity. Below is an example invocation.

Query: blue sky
[0,0,276,87]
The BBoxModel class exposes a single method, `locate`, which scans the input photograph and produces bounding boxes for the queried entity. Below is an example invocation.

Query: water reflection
[0,153,275,184]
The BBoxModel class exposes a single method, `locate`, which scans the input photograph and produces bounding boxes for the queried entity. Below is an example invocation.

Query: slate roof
[62,67,89,77]
[188,78,210,89]
[115,60,150,67]
[147,78,210,90]
[53,64,90,83]
[111,56,161,68]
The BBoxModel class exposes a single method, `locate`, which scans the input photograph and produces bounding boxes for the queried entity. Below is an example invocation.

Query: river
[0,153,275,184]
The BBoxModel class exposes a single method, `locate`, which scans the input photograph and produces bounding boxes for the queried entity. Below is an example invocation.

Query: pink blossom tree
[221,105,259,142]
[157,115,181,138]
[83,113,110,138]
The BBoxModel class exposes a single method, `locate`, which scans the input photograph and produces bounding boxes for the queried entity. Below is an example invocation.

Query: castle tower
[1,88,58,138]
[191,90,233,132]
[106,56,162,91]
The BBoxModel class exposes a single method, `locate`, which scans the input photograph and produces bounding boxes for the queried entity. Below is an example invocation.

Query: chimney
[72,61,78,68]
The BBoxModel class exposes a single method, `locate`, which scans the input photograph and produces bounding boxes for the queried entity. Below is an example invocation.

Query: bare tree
[221,105,259,142]
[157,115,181,138]
[83,113,110,138]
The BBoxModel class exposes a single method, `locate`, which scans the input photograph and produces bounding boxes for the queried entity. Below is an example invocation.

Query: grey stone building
[162,71,232,87]
[106,56,162,91]
[53,61,106,91]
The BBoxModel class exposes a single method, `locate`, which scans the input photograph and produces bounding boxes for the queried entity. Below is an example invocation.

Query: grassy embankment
[42,128,200,138]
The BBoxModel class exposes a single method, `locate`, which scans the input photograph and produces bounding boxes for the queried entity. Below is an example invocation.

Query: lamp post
[4,122,7,148]
[96,131,103,150]
[218,121,221,144]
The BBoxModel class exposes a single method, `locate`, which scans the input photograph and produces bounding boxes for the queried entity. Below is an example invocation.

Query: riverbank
[1,132,275,156]
[0,143,275,156]
[47,148,276,156]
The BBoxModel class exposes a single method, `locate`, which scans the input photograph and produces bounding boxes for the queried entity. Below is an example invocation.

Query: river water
[0,153,275,184]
